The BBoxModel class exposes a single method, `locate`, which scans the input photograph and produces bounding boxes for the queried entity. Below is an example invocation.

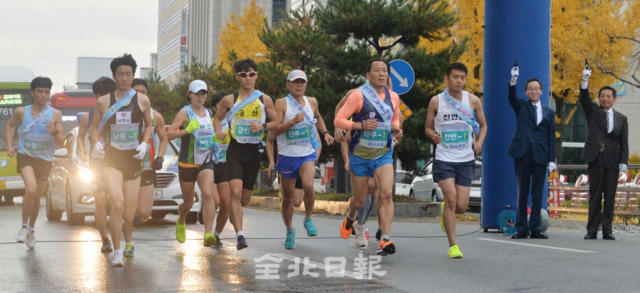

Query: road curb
[248,196,441,218]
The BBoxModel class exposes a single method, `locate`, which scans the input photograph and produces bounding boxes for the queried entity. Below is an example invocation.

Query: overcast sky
[0,1,158,93]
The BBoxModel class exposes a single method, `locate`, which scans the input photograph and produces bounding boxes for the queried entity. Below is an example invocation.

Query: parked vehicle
[395,170,414,196]
[410,160,482,208]
[46,129,200,224]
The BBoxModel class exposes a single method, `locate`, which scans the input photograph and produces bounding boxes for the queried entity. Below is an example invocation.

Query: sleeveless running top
[102,92,144,153]
[277,96,316,157]
[228,92,266,144]
[178,105,214,165]
[18,105,56,161]
[434,91,475,162]
[349,88,393,160]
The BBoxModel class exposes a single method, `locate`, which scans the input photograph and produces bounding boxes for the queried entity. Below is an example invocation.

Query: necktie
[606,111,612,133]
[534,104,540,125]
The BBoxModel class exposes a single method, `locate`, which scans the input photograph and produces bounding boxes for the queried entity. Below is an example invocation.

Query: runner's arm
[5,107,24,157]
[166,110,189,141]
[51,109,65,148]
[77,113,90,161]
[154,111,168,157]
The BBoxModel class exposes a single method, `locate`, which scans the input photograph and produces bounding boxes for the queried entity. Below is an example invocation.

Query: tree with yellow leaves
[217,0,269,71]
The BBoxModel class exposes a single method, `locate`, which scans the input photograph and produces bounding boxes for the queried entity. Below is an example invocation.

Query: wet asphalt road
[1,198,639,292]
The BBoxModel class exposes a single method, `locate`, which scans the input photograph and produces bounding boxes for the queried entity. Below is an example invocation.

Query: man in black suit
[507,65,556,240]
[579,68,628,241]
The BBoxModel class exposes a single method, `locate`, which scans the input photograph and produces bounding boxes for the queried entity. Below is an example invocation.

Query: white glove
[92,141,105,158]
[547,162,557,172]
[580,69,592,89]
[619,164,628,173]
[133,142,148,160]
[510,66,519,85]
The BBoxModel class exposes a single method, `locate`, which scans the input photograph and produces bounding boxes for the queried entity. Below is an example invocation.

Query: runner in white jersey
[425,62,487,259]
[273,70,333,249]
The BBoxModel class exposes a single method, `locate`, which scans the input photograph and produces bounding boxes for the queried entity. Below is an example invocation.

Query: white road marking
[476,238,597,253]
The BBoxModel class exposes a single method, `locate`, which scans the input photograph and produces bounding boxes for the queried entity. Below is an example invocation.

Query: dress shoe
[584,233,597,240]
[530,232,548,239]
[602,233,615,240]
[511,233,528,239]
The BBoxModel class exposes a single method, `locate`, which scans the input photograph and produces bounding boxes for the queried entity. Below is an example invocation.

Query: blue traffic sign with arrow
[389,59,415,95]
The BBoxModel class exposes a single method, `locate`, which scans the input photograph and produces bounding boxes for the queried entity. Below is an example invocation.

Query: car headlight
[77,166,94,182]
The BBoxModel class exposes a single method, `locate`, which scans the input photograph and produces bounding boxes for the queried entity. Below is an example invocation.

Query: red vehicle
[50,90,96,134]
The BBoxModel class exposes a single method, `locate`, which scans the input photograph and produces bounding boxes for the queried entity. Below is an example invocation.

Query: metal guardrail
[556,164,640,170]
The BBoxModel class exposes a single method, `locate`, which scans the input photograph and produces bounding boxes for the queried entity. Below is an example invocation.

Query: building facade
[157,0,189,87]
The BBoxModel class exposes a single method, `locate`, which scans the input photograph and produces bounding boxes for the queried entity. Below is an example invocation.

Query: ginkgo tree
[217,0,269,71]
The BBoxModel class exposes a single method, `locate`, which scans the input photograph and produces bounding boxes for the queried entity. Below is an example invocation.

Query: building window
[272,0,287,27]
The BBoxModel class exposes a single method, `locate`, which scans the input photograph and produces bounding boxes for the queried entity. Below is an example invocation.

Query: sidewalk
[249,196,441,218]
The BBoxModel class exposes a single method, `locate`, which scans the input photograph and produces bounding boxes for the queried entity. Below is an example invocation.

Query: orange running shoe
[377,239,396,256]
[340,216,354,239]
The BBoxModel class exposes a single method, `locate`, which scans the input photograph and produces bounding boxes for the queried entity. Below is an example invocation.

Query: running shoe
[112,251,124,267]
[303,218,318,236]
[340,216,354,239]
[124,243,134,257]
[448,244,463,259]
[213,238,223,248]
[354,223,368,249]
[365,228,370,241]
[376,239,396,256]
[26,231,35,249]
[101,239,113,253]
[284,228,296,249]
[203,232,217,247]
[236,235,248,250]
[16,226,28,243]
[440,201,446,232]
[175,217,186,243]
[375,229,381,241]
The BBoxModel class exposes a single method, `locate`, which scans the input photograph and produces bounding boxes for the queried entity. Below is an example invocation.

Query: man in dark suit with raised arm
[579,67,628,241]
[507,65,556,240]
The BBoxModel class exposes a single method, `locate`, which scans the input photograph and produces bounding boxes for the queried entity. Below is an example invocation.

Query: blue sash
[286,94,320,150]
[359,82,393,123]
[19,105,52,135]
[221,90,263,133]
[442,88,480,135]
[98,89,137,132]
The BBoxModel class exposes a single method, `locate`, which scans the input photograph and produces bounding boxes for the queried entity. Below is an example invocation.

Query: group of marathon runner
[7,53,486,266]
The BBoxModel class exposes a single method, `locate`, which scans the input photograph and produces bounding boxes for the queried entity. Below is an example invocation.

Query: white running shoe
[26,231,35,249]
[354,222,368,249]
[16,226,28,243]
[111,251,124,267]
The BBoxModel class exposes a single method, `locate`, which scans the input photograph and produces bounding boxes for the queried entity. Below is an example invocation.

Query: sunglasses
[237,72,257,78]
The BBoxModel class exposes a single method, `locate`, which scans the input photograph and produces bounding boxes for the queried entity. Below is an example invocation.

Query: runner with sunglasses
[213,58,278,250]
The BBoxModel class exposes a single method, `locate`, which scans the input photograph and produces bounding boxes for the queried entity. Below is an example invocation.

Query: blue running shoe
[236,235,248,250]
[303,218,317,236]
[284,228,296,249]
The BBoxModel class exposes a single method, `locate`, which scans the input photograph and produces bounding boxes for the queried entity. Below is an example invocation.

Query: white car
[395,170,414,196]
[46,127,98,224]
[410,160,482,208]
[151,139,201,223]
[46,129,200,224]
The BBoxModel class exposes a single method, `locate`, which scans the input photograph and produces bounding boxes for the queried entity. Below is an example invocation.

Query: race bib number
[441,124,471,149]
[110,123,140,150]
[234,119,262,143]
[286,125,311,145]
[359,122,390,149]
[23,133,49,157]
[216,144,228,163]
